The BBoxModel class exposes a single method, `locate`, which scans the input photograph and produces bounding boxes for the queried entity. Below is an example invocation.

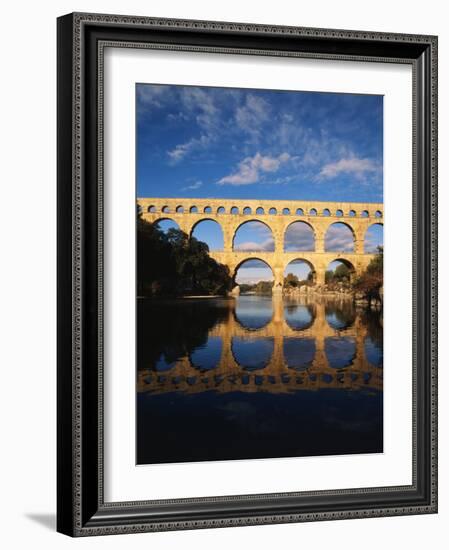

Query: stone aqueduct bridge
[137,299,382,396]
[137,197,383,286]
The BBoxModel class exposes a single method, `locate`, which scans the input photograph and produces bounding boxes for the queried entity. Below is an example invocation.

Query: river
[137,295,383,464]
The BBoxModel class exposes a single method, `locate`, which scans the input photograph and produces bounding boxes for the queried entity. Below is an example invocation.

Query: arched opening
[284,338,316,370]
[268,207,277,215]
[325,301,355,330]
[361,210,369,218]
[296,208,304,216]
[190,337,222,372]
[232,337,274,371]
[336,209,343,217]
[375,210,383,218]
[365,335,383,368]
[154,218,180,233]
[325,337,356,369]
[282,207,291,215]
[175,205,184,213]
[283,259,316,287]
[325,259,356,285]
[284,301,315,331]
[364,223,384,253]
[284,221,315,251]
[204,206,212,214]
[230,206,239,215]
[217,206,225,214]
[148,205,157,213]
[189,206,198,213]
[191,219,224,251]
[325,222,355,252]
[161,205,170,214]
[256,207,265,215]
[233,221,274,252]
[309,208,317,216]
[349,209,356,217]
[234,258,274,299]
[243,206,252,215]
[323,208,331,217]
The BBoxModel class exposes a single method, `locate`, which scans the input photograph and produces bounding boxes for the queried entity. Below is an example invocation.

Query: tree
[353,247,383,305]
[284,272,299,288]
[137,215,233,296]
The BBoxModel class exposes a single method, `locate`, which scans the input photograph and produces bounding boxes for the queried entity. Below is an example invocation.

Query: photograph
[136,84,384,465]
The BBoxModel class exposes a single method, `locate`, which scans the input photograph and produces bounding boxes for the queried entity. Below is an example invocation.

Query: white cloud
[218,152,291,186]
[235,94,270,139]
[167,135,211,164]
[182,180,203,191]
[319,156,378,180]
[234,237,275,252]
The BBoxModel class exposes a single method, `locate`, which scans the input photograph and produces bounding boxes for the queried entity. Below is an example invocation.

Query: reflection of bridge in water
[137,298,382,395]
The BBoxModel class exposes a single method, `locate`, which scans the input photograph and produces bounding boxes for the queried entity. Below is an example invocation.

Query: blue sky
[138,84,383,282]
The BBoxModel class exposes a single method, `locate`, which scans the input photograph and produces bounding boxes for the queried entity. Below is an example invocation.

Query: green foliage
[353,247,383,303]
[137,216,232,296]
[325,263,351,285]
[284,272,299,288]
[254,280,273,295]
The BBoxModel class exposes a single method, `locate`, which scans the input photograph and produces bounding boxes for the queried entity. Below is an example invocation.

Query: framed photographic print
[57,12,438,536]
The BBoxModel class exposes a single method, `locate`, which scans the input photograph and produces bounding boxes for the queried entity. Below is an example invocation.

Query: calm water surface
[137,295,383,464]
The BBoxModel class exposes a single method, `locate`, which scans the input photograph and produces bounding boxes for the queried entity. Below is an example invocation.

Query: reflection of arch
[284,338,316,370]
[231,336,274,371]
[284,221,315,251]
[284,303,316,331]
[325,337,356,369]
[191,219,224,250]
[233,295,274,330]
[232,220,275,251]
[325,302,355,330]
[324,222,355,252]
[190,336,222,371]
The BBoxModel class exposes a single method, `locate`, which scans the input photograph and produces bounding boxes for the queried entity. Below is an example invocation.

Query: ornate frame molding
[57,12,437,536]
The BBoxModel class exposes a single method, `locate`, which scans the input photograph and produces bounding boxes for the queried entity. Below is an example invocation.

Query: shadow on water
[137,295,383,465]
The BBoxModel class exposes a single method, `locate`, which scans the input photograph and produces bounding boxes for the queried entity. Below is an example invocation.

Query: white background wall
[0,1,446,548]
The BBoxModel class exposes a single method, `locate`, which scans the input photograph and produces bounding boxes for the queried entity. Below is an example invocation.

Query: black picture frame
[57,12,438,536]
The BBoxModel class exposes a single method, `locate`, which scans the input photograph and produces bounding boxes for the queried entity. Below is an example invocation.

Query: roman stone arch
[324,221,356,252]
[283,220,316,251]
[190,218,225,250]
[327,257,357,282]
[232,219,275,251]
[137,197,383,291]
[284,257,317,284]
[233,257,275,285]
